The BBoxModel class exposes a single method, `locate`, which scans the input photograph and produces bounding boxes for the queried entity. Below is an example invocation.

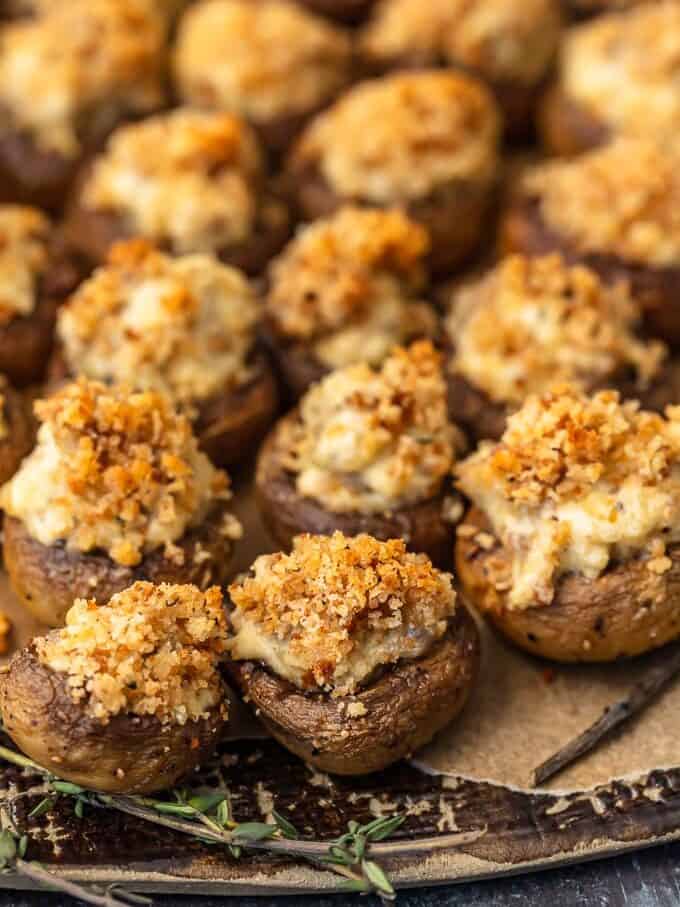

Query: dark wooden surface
[2,840,680,906]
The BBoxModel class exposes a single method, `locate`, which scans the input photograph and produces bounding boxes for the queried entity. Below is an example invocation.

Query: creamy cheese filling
[523,138,680,268]
[58,242,260,404]
[286,342,458,514]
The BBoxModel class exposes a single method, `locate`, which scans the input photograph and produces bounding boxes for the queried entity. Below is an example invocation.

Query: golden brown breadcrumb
[559,2,680,140]
[361,0,560,84]
[0,0,165,156]
[174,0,351,121]
[287,341,461,513]
[58,239,259,403]
[36,582,228,725]
[447,254,666,404]
[228,531,456,694]
[82,109,265,254]
[522,138,680,266]
[292,70,500,202]
[0,378,233,566]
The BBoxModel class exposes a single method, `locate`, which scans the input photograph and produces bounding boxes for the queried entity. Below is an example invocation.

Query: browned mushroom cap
[227,605,479,775]
[3,504,235,628]
[0,382,34,485]
[456,508,680,662]
[193,352,279,469]
[538,85,610,157]
[0,642,228,793]
[255,412,458,567]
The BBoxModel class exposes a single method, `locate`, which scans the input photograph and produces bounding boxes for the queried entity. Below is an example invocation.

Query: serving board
[0,475,680,896]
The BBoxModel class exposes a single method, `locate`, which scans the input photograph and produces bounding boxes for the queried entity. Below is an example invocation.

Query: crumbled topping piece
[292,70,500,202]
[560,2,680,140]
[522,138,680,267]
[228,531,456,695]
[266,207,436,368]
[81,109,266,254]
[174,0,351,122]
[36,582,228,725]
[0,378,235,566]
[0,0,165,156]
[361,0,560,85]
[284,341,460,513]
[447,254,666,404]
[457,384,680,608]
[0,206,50,324]
[59,240,260,404]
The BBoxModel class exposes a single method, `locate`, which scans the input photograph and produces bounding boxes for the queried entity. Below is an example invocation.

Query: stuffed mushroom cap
[228,531,479,772]
[360,0,561,90]
[173,0,352,138]
[0,581,230,793]
[456,383,680,660]
[57,239,260,402]
[0,377,242,625]
[445,253,667,438]
[290,69,500,207]
[264,206,438,391]
[68,108,290,271]
[545,3,680,148]
[506,138,680,271]
[0,0,165,157]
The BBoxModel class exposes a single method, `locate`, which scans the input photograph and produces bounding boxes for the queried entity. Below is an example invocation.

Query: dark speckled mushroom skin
[456,507,680,663]
[0,642,229,793]
[228,605,480,775]
[3,504,235,628]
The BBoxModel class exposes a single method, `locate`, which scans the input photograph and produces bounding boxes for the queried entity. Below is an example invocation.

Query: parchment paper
[3,477,679,794]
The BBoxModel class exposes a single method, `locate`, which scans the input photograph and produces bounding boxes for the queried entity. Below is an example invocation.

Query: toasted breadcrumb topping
[0,378,235,566]
[81,109,268,254]
[0,206,50,324]
[36,582,228,725]
[560,3,680,140]
[0,0,165,156]
[447,254,666,405]
[522,138,680,267]
[283,341,460,513]
[266,207,436,368]
[361,0,560,85]
[457,384,680,608]
[291,71,500,202]
[229,531,456,694]
[174,0,351,122]
[58,240,259,404]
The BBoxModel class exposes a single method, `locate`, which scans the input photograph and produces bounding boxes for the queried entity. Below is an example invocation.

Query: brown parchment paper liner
[2,475,679,794]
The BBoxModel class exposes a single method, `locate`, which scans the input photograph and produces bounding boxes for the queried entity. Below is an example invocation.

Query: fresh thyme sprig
[0,825,151,907]
[0,743,404,902]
